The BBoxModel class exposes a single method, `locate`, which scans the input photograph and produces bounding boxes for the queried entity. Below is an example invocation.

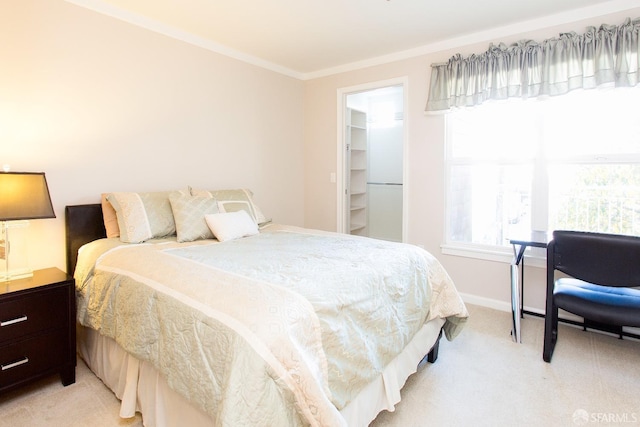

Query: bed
[65,195,468,427]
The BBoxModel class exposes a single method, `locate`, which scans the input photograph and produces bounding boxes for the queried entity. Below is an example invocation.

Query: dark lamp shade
[0,172,56,221]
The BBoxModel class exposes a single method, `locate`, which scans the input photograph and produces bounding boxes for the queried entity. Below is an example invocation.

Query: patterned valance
[425,17,640,112]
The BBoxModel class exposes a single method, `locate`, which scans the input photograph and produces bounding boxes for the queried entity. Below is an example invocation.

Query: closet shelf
[347,107,368,238]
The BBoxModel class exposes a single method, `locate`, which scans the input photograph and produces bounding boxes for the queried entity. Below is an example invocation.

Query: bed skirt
[77,317,445,427]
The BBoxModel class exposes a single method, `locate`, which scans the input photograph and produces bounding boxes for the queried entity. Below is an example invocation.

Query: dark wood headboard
[65,204,106,274]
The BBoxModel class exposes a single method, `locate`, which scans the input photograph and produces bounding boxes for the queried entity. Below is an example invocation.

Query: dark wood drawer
[0,287,68,345]
[0,268,75,393]
[0,328,67,388]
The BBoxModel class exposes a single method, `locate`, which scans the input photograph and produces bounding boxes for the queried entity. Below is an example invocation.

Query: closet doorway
[337,78,407,242]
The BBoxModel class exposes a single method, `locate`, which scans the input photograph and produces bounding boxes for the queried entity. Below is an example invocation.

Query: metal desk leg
[510,263,521,343]
[510,244,526,343]
[520,256,525,319]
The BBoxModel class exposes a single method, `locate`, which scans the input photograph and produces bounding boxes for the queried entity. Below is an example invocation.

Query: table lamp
[0,171,56,281]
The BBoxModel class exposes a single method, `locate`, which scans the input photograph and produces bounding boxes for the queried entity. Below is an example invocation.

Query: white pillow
[205,210,259,242]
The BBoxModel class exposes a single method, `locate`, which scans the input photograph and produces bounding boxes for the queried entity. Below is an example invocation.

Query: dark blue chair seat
[554,278,640,327]
[543,230,640,362]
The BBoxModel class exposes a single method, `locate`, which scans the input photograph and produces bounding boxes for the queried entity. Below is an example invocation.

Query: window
[445,87,640,256]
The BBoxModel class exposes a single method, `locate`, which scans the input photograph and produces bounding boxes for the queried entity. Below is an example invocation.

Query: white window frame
[441,88,640,266]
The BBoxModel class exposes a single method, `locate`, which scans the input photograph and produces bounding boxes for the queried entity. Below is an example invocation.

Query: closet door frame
[336,76,409,241]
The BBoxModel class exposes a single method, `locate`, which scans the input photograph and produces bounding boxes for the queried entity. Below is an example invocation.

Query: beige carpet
[1,304,638,427]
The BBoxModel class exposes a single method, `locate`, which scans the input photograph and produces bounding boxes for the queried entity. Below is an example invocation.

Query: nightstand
[0,267,76,393]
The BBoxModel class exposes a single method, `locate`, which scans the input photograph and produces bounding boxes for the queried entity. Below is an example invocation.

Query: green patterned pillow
[189,188,268,225]
[169,194,219,242]
[106,191,181,243]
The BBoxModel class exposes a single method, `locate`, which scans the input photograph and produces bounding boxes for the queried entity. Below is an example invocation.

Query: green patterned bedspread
[75,224,468,426]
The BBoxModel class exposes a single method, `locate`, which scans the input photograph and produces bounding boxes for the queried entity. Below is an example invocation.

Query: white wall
[3,0,638,313]
[303,7,640,311]
[0,0,305,273]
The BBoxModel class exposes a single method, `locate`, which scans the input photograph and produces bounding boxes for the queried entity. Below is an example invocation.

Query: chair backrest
[548,230,640,287]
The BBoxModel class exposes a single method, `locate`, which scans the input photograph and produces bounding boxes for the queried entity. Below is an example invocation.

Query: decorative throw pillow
[101,193,119,238]
[205,210,259,242]
[190,188,268,225]
[169,194,219,242]
[106,191,180,243]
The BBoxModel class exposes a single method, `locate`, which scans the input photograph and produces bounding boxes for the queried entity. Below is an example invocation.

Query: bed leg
[426,329,443,363]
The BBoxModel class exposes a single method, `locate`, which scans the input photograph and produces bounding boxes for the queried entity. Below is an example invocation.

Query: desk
[509,231,548,343]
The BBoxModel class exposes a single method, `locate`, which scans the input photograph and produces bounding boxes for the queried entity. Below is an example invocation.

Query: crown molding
[302,0,640,80]
[64,0,304,80]
[66,0,638,81]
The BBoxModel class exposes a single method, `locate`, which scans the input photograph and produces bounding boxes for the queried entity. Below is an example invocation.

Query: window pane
[446,87,640,253]
[449,164,532,246]
[543,88,640,159]
[448,102,537,160]
[549,164,640,236]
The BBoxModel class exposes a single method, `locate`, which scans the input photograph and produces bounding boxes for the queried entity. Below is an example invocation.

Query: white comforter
[75,224,468,426]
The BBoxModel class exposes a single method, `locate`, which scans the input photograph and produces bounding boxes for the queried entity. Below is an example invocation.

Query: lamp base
[1,220,32,282]
[0,269,34,282]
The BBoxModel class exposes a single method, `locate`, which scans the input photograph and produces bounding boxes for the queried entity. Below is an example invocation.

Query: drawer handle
[1,357,29,371]
[0,315,28,327]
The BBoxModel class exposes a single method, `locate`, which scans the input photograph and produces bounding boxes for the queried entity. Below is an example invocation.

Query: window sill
[440,243,547,268]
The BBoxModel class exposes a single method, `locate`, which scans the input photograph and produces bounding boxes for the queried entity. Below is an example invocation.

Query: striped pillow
[106,191,182,243]
[189,188,268,225]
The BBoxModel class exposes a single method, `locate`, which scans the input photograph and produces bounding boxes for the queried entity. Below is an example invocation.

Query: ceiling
[70,0,636,79]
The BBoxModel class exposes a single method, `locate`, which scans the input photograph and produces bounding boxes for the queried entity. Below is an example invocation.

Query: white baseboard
[459,292,511,313]
[460,292,581,320]
[460,292,640,340]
